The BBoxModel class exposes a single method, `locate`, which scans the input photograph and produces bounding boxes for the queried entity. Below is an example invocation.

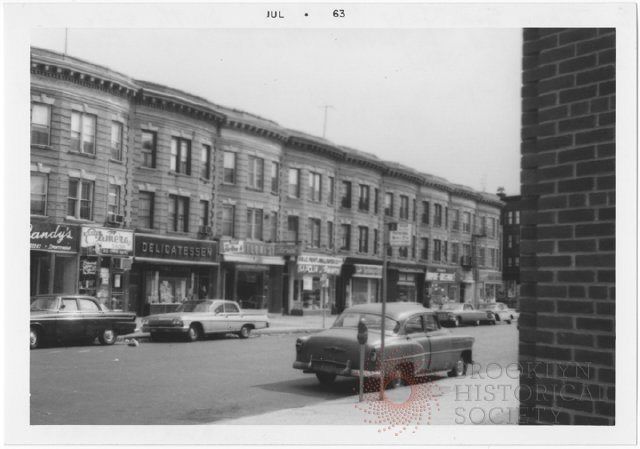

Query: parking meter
[357,318,368,345]
[357,318,368,401]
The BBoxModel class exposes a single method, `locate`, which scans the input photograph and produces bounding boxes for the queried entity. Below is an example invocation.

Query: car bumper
[292,360,381,378]
[149,327,189,334]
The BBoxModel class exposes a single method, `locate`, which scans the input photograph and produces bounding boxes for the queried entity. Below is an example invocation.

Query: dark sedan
[293,302,474,387]
[436,302,495,327]
[30,295,137,349]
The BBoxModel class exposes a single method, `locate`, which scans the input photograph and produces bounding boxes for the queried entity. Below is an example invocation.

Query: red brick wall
[519,28,615,425]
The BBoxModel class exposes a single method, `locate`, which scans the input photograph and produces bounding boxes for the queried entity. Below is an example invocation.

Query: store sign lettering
[141,242,213,258]
[81,227,133,256]
[426,267,456,282]
[30,223,79,252]
[135,235,218,262]
[354,264,383,279]
[221,239,278,256]
[297,254,343,275]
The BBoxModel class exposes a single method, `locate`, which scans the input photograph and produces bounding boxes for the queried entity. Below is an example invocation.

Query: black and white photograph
[2,1,637,446]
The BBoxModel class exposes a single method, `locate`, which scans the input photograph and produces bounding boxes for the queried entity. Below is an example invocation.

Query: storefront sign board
[81,227,133,256]
[389,223,412,247]
[30,222,79,252]
[135,234,218,263]
[297,254,343,275]
[353,264,383,279]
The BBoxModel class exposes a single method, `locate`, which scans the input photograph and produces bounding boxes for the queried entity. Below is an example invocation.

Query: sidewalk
[216,367,520,426]
[119,312,332,342]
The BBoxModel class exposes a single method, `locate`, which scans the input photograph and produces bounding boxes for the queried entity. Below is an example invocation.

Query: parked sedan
[142,299,269,342]
[436,302,495,327]
[293,302,474,387]
[30,295,137,349]
[478,302,519,324]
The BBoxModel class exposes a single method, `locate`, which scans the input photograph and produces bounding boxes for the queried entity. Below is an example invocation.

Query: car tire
[187,324,200,342]
[448,356,467,377]
[238,325,252,339]
[99,328,116,345]
[30,326,41,350]
[316,372,337,386]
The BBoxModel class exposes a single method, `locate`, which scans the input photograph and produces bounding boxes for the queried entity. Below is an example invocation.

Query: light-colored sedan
[478,302,519,324]
[142,299,269,342]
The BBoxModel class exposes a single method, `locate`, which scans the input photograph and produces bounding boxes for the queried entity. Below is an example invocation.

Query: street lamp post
[379,229,388,401]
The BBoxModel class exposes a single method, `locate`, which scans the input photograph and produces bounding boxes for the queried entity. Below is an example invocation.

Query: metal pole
[322,286,326,329]
[379,235,388,401]
[359,343,365,402]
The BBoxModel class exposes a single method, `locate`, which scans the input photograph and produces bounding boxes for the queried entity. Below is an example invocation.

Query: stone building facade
[519,28,615,425]
[30,46,503,316]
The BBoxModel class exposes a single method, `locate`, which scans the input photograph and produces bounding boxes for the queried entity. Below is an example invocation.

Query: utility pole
[320,105,334,138]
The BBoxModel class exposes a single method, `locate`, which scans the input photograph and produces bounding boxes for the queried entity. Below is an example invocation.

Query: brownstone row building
[30,47,503,316]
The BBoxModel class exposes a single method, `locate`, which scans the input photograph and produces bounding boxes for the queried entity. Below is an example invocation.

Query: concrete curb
[116,327,324,343]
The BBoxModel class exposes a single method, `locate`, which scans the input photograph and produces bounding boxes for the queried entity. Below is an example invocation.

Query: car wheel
[187,324,200,342]
[386,366,410,389]
[454,317,461,327]
[316,372,337,386]
[30,327,41,350]
[448,356,467,377]
[238,325,252,339]
[99,328,116,345]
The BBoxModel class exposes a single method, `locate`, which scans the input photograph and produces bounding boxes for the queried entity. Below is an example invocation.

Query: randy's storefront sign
[81,227,133,256]
[30,222,79,252]
[426,267,456,282]
[297,254,344,275]
[135,234,218,263]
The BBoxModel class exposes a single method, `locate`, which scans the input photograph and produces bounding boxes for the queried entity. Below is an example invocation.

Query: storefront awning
[223,254,285,265]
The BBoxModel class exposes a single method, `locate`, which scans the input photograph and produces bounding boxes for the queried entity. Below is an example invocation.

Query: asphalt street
[30,322,518,425]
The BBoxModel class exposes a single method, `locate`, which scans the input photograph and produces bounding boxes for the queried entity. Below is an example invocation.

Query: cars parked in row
[293,302,474,387]
[478,302,519,324]
[30,295,137,349]
[141,299,269,342]
[436,302,495,327]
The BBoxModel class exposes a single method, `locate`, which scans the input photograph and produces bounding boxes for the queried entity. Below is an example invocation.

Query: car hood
[146,312,189,321]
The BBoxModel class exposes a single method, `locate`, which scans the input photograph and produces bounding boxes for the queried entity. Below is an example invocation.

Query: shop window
[31,173,48,215]
[308,218,321,247]
[138,192,154,229]
[384,192,394,217]
[287,215,299,242]
[247,208,264,240]
[223,151,236,184]
[248,156,264,190]
[309,172,322,202]
[358,226,369,253]
[201,144,211,180]
[421,201,430,224]
[70,111,96,154]
[108,184,121,217]
[358,185,370,211]
[168,195,189,232]
[170,137,191,175]
[200,200,209,227]
[67,179,94,220]
[399,195,409,219]
[141,130,157,168]
[111,121,123,161]
[328,176,335,205]
[31,102,51,146]
[340,224,351,250]
[434,204,442,227]
[288,168,300,198]
[30,253,51,296]
[222,205,235,237]
[328,221,334,249]
[53,255,76,294]
[271,161,279,193]
[341,181,352,208]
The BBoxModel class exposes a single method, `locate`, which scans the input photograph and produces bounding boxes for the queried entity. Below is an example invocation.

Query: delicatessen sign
[135,235,218,263]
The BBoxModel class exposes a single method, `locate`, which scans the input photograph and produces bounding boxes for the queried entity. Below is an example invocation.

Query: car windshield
[440,303,461,311]
[332,312,399,334]
[30,297,59,311]
[176,301,210,313]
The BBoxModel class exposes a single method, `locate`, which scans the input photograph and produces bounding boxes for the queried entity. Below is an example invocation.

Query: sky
[31,28,522,195]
